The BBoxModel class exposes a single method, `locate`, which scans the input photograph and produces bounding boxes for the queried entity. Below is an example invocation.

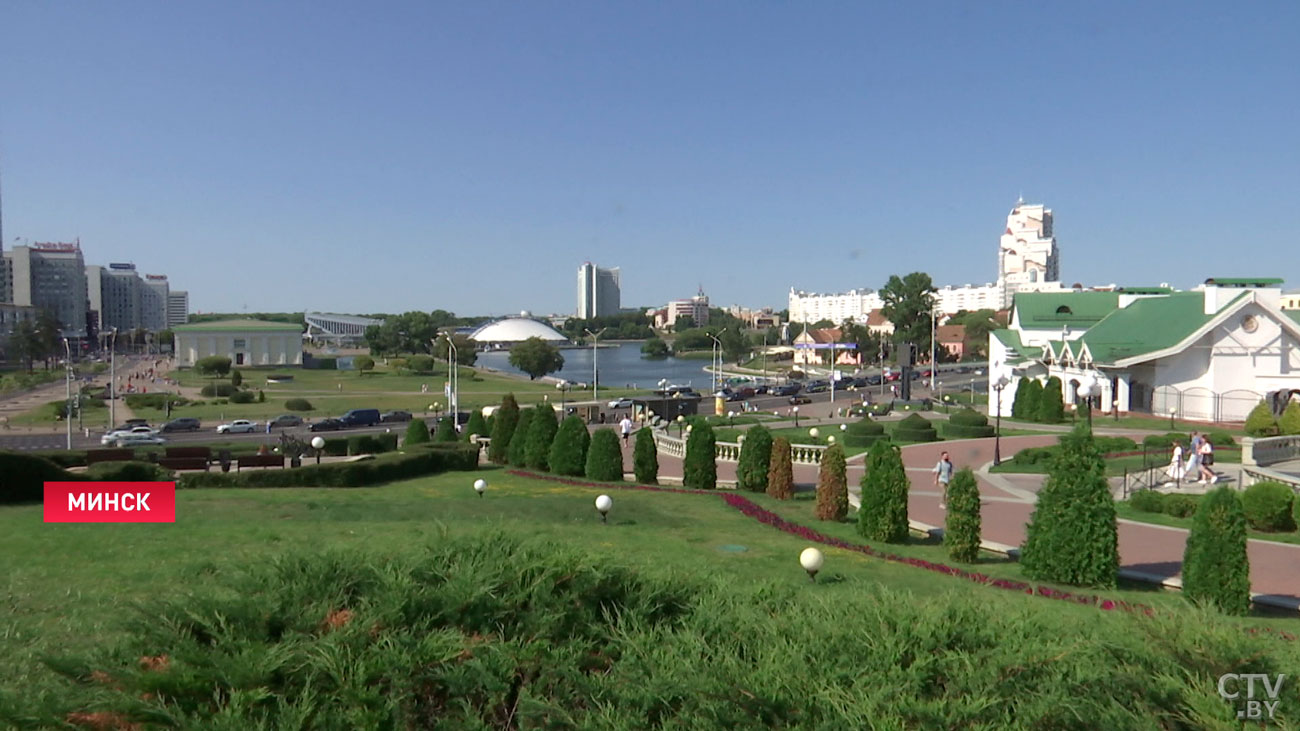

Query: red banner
[43,482,176,523]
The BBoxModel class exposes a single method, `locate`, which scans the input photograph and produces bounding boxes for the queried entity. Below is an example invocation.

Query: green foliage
[1182,487,1251,615]
[942,408,995,438]
[857,440,910,543]
[285,398,314,411]
[229,390,256,404]
[1280,400,1300,436]
[1036,376,1064,424]
[181,444,478,488]
[944,468,981,562]
[353,355,375,374]
[199,383,238,398]
[86,460,175,482]
[404,418,431,446]
[878,271,936,349]
[509,337,565,380]
[1020,427,1118,588]
[640,337,669,357]
[814,444,848,521]
[893,413,938,442]
[560,312,656,340]
[0,452,86,504]
[683,421,717,489]
[585,429,624,482]
[633,427,658,484]
[434,415,457,443]
[1241,481,1297,532]
[257,389,266,403]
[347,433,400,456]
[1129,490,1166,513]
[735,424,773,492]
[508,408,535,468]
[549,415,592,477]
[1011,377,1041,420]
[124,393,188,410]
[488,394,521,464]
[407,354,436,374]
[525,404,559,471]
[766,437,793,500]
[1162,494,1199,519]
[464,409,488,441]
[1244,400,1280,437]
[194,355,232,377]
[843,415,888,447]
[230,369,243,387]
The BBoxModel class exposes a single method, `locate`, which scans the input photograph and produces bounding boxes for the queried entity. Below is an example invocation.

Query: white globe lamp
[595,494,613,523]
[473,478,487,497]
[799,547,825,582]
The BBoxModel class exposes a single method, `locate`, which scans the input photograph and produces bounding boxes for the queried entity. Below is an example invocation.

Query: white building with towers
[999,199,1060,289]
[577,261,621,318]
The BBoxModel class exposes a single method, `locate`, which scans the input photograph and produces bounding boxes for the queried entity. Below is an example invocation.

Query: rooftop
[173,319,303,332]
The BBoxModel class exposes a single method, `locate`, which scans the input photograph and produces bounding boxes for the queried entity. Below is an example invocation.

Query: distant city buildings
[577,262,621,318]
[650,290,710,329]
[725,305,781,329]
[3,242,89,338]
[167,291,189,327]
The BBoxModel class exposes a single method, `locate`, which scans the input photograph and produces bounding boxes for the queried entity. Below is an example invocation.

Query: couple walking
[1164,431,1218,486]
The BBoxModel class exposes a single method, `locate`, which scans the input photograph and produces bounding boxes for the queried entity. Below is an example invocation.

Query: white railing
[653,428,828,465]
[790,443,828,465]
[1241,464,1300,493]
[716,441,741,462]
[653,430,686,459]
[1245,435,1300,467]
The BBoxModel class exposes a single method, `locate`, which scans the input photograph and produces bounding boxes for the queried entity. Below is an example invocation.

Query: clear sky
[2,1,1297,316]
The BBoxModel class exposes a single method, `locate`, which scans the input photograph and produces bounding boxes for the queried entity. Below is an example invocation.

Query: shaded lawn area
[1114,501,1300,547]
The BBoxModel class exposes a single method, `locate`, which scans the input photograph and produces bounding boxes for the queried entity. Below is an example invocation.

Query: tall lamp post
[439,337,459,434]
[707,328,727,396]
[109,327,118,429]
[1078,375,1100,433]
[930,306,940,392]
[585,327,607,405]
[992,374,1009,465]
[556,381,568,414]
[63,338,73,449]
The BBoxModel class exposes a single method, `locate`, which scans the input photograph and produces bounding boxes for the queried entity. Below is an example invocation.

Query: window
[233,338,246,348]
[235,353,245,365]
[1055,305,1072,314]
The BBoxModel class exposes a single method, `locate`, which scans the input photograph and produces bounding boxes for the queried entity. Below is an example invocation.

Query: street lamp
[311,436,325,465]
[1078,375,1101,433]
[473,478,487,498]
[827,435,836,445]
[809,427,820,443]
[109,327,118,429]
[676,414,685,437]
[1113,399,1120,422]
[595,494,612,524]
[708,328,727,396]
[799,547,824,582]
[930,306,940,392]
[1168,407,1177,430]
[439,337,459,435]
[62,338,73,449]
[993,374,1009,466]
[839,423,847,434]
[585,327,608,405]
[793,406,800,427]
[556,381,568,414]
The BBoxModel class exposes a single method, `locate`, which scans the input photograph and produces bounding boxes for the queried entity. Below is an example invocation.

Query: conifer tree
[434,415,456,442]
[1182,487,1251,615]
[525,404,559,471]
[585,428,625,481]
[1279,400,1300,436]
[944,468,981,562]
[488,394,520,464]
[857,440,910,543]
[508,407,534,467]
[736,424,773,492]
[1037,376,1065,424]
[404,418,430,446]
[766,437,793,500]
[633,426,658,484]
[814,443,848,521]
[683,420,717,489]
[464,409,488,442]
[549,415,591,477]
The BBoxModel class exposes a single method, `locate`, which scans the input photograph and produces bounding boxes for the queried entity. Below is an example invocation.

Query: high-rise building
[87,263,145,333]
[3,242,89,337]
[141,274,169,331]
[167,290,189,327]
[999,199,1060,286]
[576,262,621,318]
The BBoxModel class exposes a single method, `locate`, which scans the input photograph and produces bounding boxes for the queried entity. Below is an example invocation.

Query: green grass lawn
[1114,501,1300,546]
[993,449,1242,477]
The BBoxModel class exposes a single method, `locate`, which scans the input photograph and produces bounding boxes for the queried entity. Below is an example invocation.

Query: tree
[8,319,41,371]
[405,418,431,446]
[766,437,793,500]
[195,356,232,378]
[434,415,457,442]
[1279,400,1300,436]
[633,427,658,484]
[814,444,848,521]
[464,409,488,442]
[878,272,937,353]
[857,440,910,543]
[34,309,63,369]
[947,309,999,359]
[585,429,624,481]
[549,415,591,477]
[1037,376,1064,424]
[435,333,478,367]
[735,424,773,492]
[944,468,982,562]
[1013,378,1042,421]
[509,337,565,380]
[641,337,669,358]
[353,355,375,376]
[525,404,559,471]
[683,421,717,489]
[1182,487,1250,615]
[673,316,695,332]
[1020,427,1119,587]
[720,328,749,364]
[230,369,243,387]
[508,407,535,467]
[488,394,520,464]
[1244,400,1280,437]
[407,354,437,374]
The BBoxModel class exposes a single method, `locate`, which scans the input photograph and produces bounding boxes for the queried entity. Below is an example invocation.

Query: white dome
[470,317,568,343]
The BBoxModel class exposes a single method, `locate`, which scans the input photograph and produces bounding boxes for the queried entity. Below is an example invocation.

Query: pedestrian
[1163,440,1185,486]
[1198,438,1217,484]
[620,415,633,447]
[1184,431,1203,482]
[934,451,954,509]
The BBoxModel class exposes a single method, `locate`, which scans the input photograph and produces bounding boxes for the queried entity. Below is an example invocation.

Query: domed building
[469,316,570,348]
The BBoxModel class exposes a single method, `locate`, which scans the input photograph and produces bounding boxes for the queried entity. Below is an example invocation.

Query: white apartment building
[665,293,710,328]
[3,242,88,338]
[999,200,1060,286]
[577,262,621,318]
[167,290,189,327]
[787,288,883,324]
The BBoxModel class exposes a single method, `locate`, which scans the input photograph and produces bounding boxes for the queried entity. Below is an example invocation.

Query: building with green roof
[989,279,1300,422]
[173,319,304,368]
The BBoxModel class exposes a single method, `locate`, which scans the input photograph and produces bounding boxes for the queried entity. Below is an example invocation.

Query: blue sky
[2,1,1297,316]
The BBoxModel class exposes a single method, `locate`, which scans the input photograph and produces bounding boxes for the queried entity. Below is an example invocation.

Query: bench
[158,457,210,472]
[85,448,134,465]
[165,446,213,461]
[237,454,285,471]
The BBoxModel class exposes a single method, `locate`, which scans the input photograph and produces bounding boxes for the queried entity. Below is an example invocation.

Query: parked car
[866,374,883,386]
[726,391,745,402]
[216,419,258,434]
[608,398,634,409]
[380,410,413,423]
[161,417,202,433]
[788,394,812,405]
[753,384,770,395]
[309,418,346,432]
[339,408,382,427]
[101,425,159,445]
[772,383,801,396]
[885,371,902,382]
[736,386,756,398]
[111,432,167,448]
[267,414,304,428]
[805,381,830,393]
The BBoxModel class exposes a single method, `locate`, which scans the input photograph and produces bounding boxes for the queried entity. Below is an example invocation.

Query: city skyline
[1,2,1297,314]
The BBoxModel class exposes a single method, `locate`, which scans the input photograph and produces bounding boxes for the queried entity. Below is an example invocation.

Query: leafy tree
[407,354,437,374]
[947,309,999,359]
[230,369,243,387]
[525,404,559,471]
[670,328,713,353]
[195,356,232,378]
[435,333,478,366]
[1243,400,1279,437]
[673,316,695,332]
[1182,487,1250,615]
[34,309,63,369]
[735,424,773,492]
[1279,400,1300,436]
[641,337,669,358]
[353,355,375,375]
[404,418,431,446]
[509,337,565,380]
[878,272,937,353]
[585,429,624,481]
[720,328,749,363]
[944,468,982,562]
[1020,427,1119,587]
[766,437,793,500]
[1037,376,1064,424]
[463,409,488,442]
[508,407,535,467]
[549,415,591,477]
[683,421,717,489]
[488,394,520,464]
[633,427,658,484]
[814,444,848,521]
[8,319,41,371]
[857,440,910,543]
[434,415,457,442]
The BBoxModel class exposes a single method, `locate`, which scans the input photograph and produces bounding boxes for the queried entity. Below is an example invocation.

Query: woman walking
[1164,440,1185,486]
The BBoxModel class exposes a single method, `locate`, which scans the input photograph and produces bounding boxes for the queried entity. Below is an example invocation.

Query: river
[476,342,721,390]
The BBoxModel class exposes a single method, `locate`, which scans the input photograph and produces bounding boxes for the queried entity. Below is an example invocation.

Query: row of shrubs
[0,452,181,504]
[486,395,650,483]
[1245,399,1300,437]
[1130,481,1299,532]
[178,442,478,488]
[838,409,996,447]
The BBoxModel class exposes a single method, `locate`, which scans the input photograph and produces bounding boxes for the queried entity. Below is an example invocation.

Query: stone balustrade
[1245,435,1300,467]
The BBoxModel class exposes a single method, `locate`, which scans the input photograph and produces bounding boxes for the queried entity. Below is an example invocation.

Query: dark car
[161,417,201,432]
[380,410,413,423]
[866,374,883,386]
[735,386,756,398]
[753,384,770,395]
[805,381,830,393]
[267,414,304,428]
[788,395,812,405]
[309,418,345,432]
[772,383,801,396]
[725,391,745,402]
[339,408,382,427]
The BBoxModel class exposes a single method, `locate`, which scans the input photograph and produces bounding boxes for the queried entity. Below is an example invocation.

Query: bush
[199,383,238,398]
[1182,487,1251,615]
[1036,376,1064,424]
[1128,490,1166,513]
[180,444,478,488]
[1241,481,1297,532]
[285,398,314,411]
[1020,427,1118,588]
[464,410,488,441]
[1162,494,1199,519]
[508,408,535,468]
[843,416,888,447]
[633,427,658,485]
[489,394,521,465]
[735,424,773,492]
[766,437,793,500]
[194,355,231,377]
[229,390,256,404]
[404,418,431,446]
[944,468,981,562]
[683,421,717,490]
[258,389,265,403]
[1010,377,1035,420]
[318,438,350,456]
[857,440,909,543]
[1244,400,1279,437]
[1280,400,1300,436]
[231,369,243,387]
[86,460,175,482]
[525,404,559,471]
[434,415,457,443]
[1142,432,1187,449]
[549,415,592,477]
[1205,431,1235,447]
[942,408,995,438]
[1092,435,1139,454]
[407,354,435,374]
[353,355,375,375]
[0,452,86,504]
[347,433,399,456]
[124,393,188,410]
[893,413,938,443]
[814,444,848,521]
[585,429,624,482]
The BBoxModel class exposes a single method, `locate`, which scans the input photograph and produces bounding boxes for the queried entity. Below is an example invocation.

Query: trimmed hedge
[1244,400,1279,437]
[1129,490,1165,513]
[584,429,624,482]
[942,408,995,439]
[124,393,188,410]
[0,452,87,504]
[229,390,257,404]
[200,383,238,398]
[1241,481,1297,532]
[1162,494,1199,519]
[735,424,773,492]
[285,398,314,411]
[347,433,400,456]
[405,419,431,446]
[893,414,938,443]
[633,427,658,485]
[86,460,175,482]
[179,444,478,488]
[842,417,888,448]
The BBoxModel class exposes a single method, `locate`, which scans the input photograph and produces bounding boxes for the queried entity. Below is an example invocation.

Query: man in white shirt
[620,415,634,447]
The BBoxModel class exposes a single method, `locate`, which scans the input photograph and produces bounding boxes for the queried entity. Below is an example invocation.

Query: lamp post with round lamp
[799,547,824,582]
[793,406,800,428]
[992,374,1010,466]
[473,478,487,498]
[1169,407,1177,430]
[1077,376,1100,433]
[676,414,685,438]
[809,427,819,443]
[311,436,325,465]
[595,494,612,523]
[556,381,568,414]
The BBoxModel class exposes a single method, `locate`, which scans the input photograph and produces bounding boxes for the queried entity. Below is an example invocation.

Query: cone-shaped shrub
[549,415,591,477]
[943,408,995,438]
[464,409,488,442]
[736,424,773,492]
[766,437,793,500]
[404,418,430,446]
[843,415,888,447]
[585,429,624,482]
[488,394,520,464]
[525,404,559,471]
[508,408,535,468]
[1244,400,1280,437]
[1182,487,1251,615]
[1241,481,1297,532]
[857,440,910,543]
[893,413,938,442]
[814,443,848,521]
[1010,377,1028,419]
[683,420,717,489]
[633,426,658,484]
[1280,400,1300,436]
[944,468,981,562]
[434,415,457,442]
[1036,376,1065,424]
[1012,377,1041,421]
[1020,426,1118,588]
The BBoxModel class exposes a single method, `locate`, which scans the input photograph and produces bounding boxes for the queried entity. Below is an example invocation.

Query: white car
[101,425,158,446]
[111,432,167,448]
[608,397,633,408]
[216,419,258,434]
